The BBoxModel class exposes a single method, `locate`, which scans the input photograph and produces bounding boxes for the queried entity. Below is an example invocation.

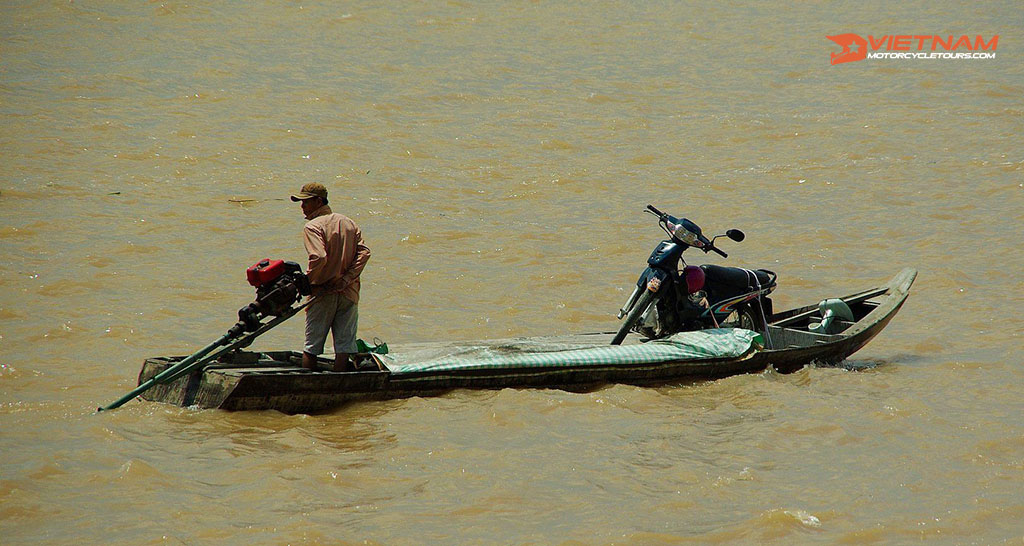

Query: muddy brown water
[2,2,1022,544]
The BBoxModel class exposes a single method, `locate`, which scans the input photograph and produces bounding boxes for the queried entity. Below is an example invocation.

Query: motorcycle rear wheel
[611,290,658,345]
[721,303,765,332]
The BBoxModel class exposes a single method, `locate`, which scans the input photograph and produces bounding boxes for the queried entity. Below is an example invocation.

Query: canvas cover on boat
[383,328,762,375]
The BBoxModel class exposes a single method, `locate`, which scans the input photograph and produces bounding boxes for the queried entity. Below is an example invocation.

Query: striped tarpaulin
[385,328,762,375]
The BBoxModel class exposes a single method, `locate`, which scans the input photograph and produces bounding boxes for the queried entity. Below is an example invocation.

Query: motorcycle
[610,205,778,345]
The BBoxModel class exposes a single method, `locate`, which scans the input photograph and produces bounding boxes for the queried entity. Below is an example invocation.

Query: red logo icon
[828,34,868,65]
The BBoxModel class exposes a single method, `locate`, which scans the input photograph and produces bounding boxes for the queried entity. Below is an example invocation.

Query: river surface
[2,1,1022,544]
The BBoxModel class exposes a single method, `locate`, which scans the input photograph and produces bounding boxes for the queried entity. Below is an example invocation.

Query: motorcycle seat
[700,265,775,291]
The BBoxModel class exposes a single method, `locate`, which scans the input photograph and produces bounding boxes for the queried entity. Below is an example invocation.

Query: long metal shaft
[98,299,311,412]
[98,333,233,411]
[159,306,304,384]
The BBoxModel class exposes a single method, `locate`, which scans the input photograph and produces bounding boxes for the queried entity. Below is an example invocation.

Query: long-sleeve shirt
[302,204,370,304]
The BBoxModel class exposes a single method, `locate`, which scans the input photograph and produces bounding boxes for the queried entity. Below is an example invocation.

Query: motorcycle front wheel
[611,290,658,345]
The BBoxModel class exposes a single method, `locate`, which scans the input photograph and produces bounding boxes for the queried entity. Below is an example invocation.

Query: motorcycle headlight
[672,225,701,246]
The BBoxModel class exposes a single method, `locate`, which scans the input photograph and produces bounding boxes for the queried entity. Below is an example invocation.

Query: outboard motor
[100,258,317,411]
[231,259,312,336]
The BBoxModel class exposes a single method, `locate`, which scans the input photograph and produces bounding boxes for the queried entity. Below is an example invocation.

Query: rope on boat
[742,268,773,350]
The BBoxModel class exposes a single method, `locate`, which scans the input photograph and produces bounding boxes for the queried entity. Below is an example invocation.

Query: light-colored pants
[304,293,358,355]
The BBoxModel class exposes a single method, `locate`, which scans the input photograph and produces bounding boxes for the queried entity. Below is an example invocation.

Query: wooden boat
[136,268,916,413]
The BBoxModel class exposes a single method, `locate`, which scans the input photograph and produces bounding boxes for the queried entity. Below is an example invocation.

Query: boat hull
[136,268,916,413]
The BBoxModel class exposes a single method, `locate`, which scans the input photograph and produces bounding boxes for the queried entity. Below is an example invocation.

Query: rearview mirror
[727,229,745,242]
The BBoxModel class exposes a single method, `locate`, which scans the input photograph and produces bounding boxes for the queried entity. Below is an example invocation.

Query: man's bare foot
[302,351,319,371]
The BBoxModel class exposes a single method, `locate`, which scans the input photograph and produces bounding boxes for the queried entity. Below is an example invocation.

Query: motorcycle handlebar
[647,204,731,258]
[646,204,666,218]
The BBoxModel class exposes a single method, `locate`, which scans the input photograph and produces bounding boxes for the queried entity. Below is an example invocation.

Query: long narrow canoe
[136,268,916,413]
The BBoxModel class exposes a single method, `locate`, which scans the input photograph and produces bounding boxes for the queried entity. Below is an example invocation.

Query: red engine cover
[246,259,285,287]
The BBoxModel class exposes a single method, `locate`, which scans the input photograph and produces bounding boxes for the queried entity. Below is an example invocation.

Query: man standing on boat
[291,183,371,372]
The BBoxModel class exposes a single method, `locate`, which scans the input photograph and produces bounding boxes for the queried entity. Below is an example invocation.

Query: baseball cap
[290,183,328,202]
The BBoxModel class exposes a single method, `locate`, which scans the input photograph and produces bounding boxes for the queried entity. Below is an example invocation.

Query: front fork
[617,268,668,319]
[617,285,641,319]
